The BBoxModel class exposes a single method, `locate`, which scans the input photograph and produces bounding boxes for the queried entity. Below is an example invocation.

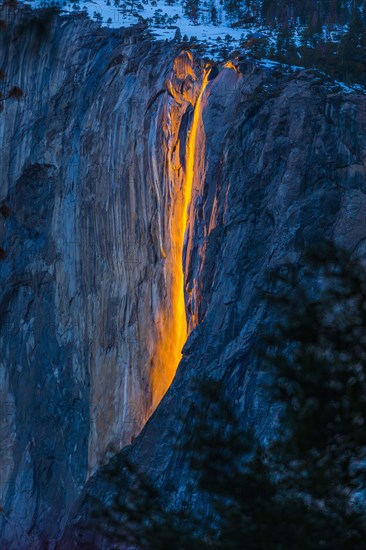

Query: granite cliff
[1,5,366,549]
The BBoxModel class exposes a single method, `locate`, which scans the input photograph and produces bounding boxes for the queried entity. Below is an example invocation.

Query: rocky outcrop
[1,5,366,549]
[62,62,366,547]
[0,7,203,547]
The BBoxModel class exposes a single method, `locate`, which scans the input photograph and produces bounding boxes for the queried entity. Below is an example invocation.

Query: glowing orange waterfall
[183,71,209,239]
[176,69,209,344]
[150,69,209,411]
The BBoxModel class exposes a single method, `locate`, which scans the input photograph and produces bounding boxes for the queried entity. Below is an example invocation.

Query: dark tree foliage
[179,0,366,85]
[184,0,200,24]
[260,243,366,547]
[259,1,366,86]
[88,243,366,549]
[3,0,366,84]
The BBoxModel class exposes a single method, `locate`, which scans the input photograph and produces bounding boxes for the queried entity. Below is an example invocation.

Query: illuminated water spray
[183,70,210,239]
[150,67,209,410]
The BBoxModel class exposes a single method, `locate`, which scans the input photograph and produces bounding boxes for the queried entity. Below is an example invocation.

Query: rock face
[0,7,202,548]
[2,6,366,550]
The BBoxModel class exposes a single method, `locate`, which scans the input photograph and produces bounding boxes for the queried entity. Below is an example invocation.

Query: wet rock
[1,6,366,550]
[63,38,366,550]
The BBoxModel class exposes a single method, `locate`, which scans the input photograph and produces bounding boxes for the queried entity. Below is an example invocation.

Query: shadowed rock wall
[0,7,204,548]
[62,50,366,549]
[1,6,366,549]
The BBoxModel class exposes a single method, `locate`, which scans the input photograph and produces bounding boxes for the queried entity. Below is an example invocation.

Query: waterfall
[150,67,209,410]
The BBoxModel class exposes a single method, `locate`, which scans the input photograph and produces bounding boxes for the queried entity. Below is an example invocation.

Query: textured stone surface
[0,7,202,548]
[1,6,366,549]
[62,59,366,548]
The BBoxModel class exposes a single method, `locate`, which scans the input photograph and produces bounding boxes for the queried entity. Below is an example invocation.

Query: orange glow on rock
[224,60,237,71]
[150,65,209,411]
[183,71,209,242]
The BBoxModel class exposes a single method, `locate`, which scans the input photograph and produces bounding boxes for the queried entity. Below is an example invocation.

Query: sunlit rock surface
[0,7,202,548]
[1,6,366,549]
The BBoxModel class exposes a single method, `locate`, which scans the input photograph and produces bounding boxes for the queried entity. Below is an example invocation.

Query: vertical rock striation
[2,6,366,549]
[62,51,366,548]
[0,7,204,548]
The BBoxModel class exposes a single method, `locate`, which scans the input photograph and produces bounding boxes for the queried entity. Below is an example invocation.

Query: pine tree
[210,0,218,24]
[184,0,200,24]
[174,27,182,41]
[88,243,366,549]
[224,0,240,23]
